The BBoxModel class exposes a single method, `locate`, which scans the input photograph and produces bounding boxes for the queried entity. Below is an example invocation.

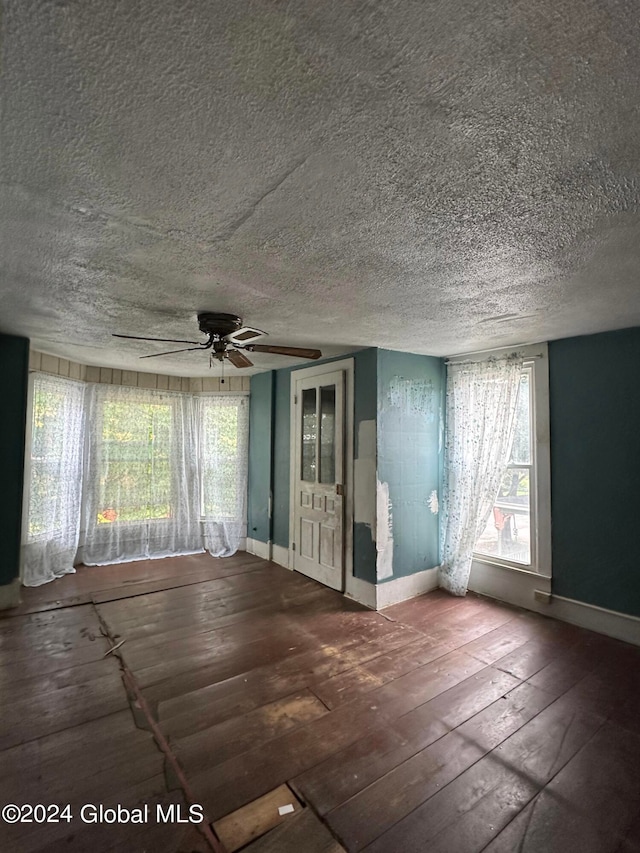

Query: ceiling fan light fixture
[225,326,267,344]
[113,312,322,367]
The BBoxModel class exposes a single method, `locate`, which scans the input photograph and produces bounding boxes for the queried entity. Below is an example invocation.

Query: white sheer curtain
[439,356,524,596]
[77,383,203,566]
[22,373,86,586]
[199,395,249,557]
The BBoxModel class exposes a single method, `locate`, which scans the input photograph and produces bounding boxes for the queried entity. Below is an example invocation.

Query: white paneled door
[292,368,345,590]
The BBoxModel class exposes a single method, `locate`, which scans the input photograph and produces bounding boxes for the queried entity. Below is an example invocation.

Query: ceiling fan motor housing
[197,312,243,338]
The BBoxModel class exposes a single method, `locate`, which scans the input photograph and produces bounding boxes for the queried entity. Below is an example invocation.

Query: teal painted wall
[0,334,29,587]
[254,347,443,584]
[247,371,273,544]
[352,348,378,582]
[549,327,640,617]
[272,366,294,548]
[376,349,445,582]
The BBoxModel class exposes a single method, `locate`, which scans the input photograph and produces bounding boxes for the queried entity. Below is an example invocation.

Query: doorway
[289,359,353,591]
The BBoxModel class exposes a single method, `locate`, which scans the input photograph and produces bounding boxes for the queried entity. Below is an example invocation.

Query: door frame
[288,358,354,586]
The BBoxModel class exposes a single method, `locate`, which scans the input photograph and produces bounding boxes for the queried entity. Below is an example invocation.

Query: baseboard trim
[469,559,552,614]
[0,578,21,611]
[271,543,290,569]
[245,537,271,561]
[548,594,640,647]
[377,566,440,609]
[469,559,639,647]
[344,574,377,609]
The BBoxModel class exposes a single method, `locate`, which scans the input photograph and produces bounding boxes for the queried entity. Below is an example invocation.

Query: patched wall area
[376,350,445,582]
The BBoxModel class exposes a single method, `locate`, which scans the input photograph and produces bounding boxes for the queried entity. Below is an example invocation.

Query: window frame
[452,342,551,578]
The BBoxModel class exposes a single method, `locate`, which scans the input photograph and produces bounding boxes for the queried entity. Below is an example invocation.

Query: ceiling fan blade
[248,344,322,360]
[139,347,203,359]
[113,334,204,345]
[226,349,254,368]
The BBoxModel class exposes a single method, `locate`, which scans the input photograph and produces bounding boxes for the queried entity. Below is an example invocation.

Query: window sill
[472,554,551,580]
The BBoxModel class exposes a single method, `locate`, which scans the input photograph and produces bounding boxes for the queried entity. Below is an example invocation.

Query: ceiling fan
[113,312,322,369]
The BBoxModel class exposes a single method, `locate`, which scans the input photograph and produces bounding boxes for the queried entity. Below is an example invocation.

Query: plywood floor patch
[213,784,302,852]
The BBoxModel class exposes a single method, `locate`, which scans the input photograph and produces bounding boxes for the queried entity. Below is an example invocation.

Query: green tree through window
[97,400,172,523]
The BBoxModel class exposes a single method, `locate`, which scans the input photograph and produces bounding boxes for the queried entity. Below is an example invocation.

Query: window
[473,347,551,576]
[29,381,73,538]
[97,398,173,524]
[23,373,85,586]
[24,378,251,575]
[199,395,249,520]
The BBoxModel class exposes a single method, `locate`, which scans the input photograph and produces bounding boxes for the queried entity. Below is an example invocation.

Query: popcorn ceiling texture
[2,0,640,375]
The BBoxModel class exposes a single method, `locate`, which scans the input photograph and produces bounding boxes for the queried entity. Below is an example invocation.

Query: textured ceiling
[2,0,640,376]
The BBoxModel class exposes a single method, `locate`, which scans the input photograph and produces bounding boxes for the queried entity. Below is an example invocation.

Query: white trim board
[469,559,552,613]
[469,559,640,647]
[245,537,271,561]
[547,594,640,647]
[344,573,377,609]
[377,566,440,609]
[271,543,290,569]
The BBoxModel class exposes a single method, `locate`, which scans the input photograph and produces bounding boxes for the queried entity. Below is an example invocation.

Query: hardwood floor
[1,553,639,852]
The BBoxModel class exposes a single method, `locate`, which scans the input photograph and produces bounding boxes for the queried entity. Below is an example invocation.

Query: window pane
[319,385,336,484]
[301,388,317,481]
[200,398,247,518]
[98,400,172,523]
[29,387,67,537]
[475,466,531,564]
[510,372,531,465]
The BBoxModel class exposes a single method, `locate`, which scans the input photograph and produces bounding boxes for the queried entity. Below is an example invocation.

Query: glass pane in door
[301,388,317,481]
[319,385,336,483]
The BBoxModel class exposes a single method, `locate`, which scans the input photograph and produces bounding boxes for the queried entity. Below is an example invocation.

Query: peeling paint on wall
[387,377,436,420]
[428,490,439,514]
[376,479,394,580]
[354,419,376,531]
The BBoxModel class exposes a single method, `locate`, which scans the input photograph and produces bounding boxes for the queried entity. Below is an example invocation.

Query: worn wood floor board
[0,671,130,751]
[96,581,322,642]
[293,666,522,815]
[172,689,328,770]
[187,650,513,820]
[484,722,640,853]
[150,637,370,714]
[324,678,563,850]
[242,807,346,853]
[155,625,418,724]
[115,596,345,671]
[2,552,267,616]
[3,774,173,853]
[129,604,401,691]
[5,554,640,853]
[350,687,610,853]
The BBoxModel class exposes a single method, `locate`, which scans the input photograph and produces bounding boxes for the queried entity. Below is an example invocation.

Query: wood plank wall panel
[29,349,251,391]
